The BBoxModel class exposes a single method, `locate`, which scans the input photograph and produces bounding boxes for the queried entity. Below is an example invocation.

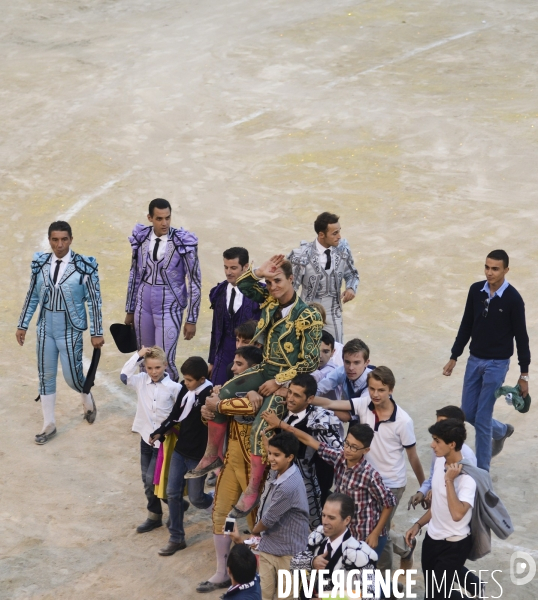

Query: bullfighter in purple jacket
[208,247,261,386]
[125,198,201,381]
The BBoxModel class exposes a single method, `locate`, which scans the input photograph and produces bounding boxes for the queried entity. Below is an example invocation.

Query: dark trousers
[140,438,162,516]
[314,456,334,507]
[422,532,473,599]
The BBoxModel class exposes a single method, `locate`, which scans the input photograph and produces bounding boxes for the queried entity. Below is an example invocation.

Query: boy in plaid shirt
[263,413,396,556]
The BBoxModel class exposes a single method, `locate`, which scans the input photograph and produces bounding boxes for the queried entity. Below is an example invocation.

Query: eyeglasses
[343,440,368,452]
[483,298,490,318]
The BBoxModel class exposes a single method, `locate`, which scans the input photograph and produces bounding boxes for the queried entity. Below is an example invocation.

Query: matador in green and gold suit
[187,266,323,516]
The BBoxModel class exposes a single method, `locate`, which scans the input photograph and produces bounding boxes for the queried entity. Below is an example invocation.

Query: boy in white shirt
[121,346,183,533]
[405,419,476,599]
[312,365,425,573]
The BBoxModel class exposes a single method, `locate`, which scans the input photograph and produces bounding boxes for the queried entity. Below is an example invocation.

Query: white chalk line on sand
[40,170,132,249]
[222,110,265,128]
[327,27,489,88]
[82,356,134,409]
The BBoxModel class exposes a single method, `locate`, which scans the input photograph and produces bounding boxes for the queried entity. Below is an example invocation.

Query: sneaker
[491,424,514,457]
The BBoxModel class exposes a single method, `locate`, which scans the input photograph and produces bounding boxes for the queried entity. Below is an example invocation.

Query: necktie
[324,249,331,270]
[228,287,236,317]
[153,238,161,261]
[287,414,299,426]
[325,542,333,560]
[52,259,62,284]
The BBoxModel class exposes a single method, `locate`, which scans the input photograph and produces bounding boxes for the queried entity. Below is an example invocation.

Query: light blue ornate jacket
[18,251,103,336]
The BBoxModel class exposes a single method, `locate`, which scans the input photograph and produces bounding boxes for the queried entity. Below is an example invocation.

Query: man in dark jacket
[221,544,261,600]
[443,249,530,470]
[208,247,261,385]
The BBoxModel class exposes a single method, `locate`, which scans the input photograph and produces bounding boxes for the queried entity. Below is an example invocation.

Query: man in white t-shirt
[406,419,476,599]
[312,366,425,574]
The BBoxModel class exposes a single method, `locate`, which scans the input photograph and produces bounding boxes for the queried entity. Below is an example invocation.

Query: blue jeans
[140,439,162,516]
[461,354,510,471]
[166,451,213,543]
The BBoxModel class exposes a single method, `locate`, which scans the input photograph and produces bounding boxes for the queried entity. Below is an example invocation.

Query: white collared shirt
[121,352,183,446]
[316,239,333,270]
[284,408,307,426]
[149,230,168,261]
[49,250,72,286]
[327,530,347,555]
[226,282,244,313]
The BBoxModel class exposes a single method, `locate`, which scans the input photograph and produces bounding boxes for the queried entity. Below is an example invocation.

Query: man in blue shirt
[443,249,530,470]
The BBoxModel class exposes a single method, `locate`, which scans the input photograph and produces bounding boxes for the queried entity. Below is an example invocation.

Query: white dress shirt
[121,352,183,447]
[327,530,347,555]
[284,408,308,426]
[316,239,333,270]
[149,231,168,261]
[49,250,72,286]
[226,283,244,313]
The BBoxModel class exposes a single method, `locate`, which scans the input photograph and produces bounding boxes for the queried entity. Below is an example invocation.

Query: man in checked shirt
[263,415,396,557]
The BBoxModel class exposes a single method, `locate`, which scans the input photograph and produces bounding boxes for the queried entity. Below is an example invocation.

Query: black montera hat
[110,323,138,354]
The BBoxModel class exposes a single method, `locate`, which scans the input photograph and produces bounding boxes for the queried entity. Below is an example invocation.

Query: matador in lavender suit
[125,198,201,381]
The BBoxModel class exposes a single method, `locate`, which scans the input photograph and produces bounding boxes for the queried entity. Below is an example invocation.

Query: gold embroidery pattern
[284,342,294,353]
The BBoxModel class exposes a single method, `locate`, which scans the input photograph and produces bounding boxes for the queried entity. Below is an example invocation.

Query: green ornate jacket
[237,267,323,384]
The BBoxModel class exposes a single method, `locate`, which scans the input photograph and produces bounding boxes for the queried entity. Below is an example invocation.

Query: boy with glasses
[264,417,396,555]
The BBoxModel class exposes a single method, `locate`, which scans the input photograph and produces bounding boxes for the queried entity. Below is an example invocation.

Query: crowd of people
[16,199,528,599]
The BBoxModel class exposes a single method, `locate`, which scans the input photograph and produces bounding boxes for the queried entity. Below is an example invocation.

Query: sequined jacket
[236,267,323,384]
[18,251,103,336]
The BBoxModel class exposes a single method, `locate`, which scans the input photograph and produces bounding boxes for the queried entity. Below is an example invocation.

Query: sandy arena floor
[1,0,538,598]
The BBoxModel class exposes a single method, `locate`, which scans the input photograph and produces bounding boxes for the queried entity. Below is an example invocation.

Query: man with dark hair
[125,198,201,381]
[443,249,530,470]
[230,431,310,600]
[406,420,476,599]
[208,247,261,385]
[261,373,343,524]
[221,544,261,600]
[17,221,104,444]
[288,212,359,342]
[187,254,323,518]
[316,338,374,400]
[290,493,379,599]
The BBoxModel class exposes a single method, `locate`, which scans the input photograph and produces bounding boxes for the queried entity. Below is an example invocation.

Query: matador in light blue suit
[17,221,104,445]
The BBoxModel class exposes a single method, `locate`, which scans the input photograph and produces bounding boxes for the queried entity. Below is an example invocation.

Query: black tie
[228,287,236,317]
[325,542,333,560]
[287,414,299,426]
[324,249,331,270]
[52,259,62,284]
[153,238,161,261]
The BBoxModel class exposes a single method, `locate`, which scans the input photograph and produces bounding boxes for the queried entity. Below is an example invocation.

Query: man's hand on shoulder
[443,359,457,376]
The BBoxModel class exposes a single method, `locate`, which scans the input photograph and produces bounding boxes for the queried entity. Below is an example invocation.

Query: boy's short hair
[325,493,354,521]
[143,346,167,364]
[148,198,171,215]
[321,330,335,350]
[436,405,466,422]
[278,259,293,279]
[428,418,467,451]
[180,356,208,380]
[309,302,327,324]
[48,220,72,238]
[487,249,509,269]
[268,432,299,458]
[342,338,370,361]
[347,423,374,448]
[367,366,395,390]
[314,212,339,234]
[235,345,263,367]
[290,373,317,399]
[223,247,249,266]
[227,544,257,584]
[235,320,257,340]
